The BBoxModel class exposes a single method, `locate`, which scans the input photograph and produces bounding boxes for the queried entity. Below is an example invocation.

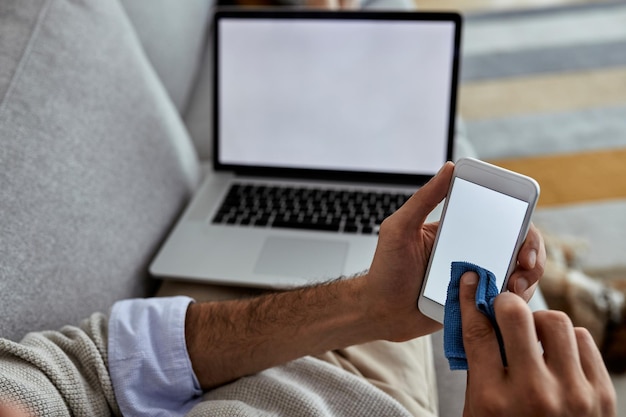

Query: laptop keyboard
[211,183,414,235]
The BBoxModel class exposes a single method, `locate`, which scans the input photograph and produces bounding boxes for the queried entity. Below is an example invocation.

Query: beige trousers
[158,281,439,417]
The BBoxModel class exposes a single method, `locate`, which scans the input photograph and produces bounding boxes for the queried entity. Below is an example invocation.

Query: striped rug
[460,2,626,202]
[455,1,626,270]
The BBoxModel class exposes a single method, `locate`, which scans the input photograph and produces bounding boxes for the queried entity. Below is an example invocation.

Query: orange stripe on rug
[488,148,626,207]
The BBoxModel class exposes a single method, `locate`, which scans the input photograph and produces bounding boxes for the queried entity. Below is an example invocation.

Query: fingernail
[515,277,529,295]
[462,272,477,285]
[528,250,537,269]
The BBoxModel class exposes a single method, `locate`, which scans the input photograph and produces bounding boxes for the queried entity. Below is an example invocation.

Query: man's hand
[363,161,545,342]
[363,162,453,341]
[185,161,547,389]
[460,272,616,417]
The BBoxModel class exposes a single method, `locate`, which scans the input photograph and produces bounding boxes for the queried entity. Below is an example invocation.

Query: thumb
[459,272,501,374]
[395,161,454,228]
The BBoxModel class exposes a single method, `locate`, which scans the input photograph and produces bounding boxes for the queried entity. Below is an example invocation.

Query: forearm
[185,276,378,389]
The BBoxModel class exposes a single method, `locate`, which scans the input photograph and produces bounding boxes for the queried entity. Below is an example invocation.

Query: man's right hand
[460,271,616,417]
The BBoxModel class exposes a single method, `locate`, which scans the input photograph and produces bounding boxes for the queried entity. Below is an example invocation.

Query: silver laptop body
[150,9,462,289]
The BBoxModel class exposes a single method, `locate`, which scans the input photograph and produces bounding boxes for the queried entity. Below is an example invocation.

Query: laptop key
[272,218,341,232]
[361,225,374,234]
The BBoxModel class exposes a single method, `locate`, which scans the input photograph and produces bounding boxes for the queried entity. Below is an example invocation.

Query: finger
[534,310,584,380]
[575,327,613,386]
[493,292,544,373]
[575,327,617,415]
[460,272,502,375]
[519,223,544,270]
[508,224,546,300]
[394,162,454,228]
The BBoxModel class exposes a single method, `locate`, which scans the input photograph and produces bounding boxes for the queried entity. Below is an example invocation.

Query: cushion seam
[0,0,53,118]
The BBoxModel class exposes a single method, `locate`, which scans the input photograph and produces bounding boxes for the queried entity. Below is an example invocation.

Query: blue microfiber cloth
[443,261,507,370]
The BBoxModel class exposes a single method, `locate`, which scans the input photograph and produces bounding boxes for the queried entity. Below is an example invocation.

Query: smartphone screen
[422,177,530,305]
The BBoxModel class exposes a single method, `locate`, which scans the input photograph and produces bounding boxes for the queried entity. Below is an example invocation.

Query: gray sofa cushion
[0,0,199,341]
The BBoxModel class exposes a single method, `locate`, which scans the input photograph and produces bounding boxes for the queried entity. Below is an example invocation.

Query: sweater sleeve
[0,313,121,416]
[108,296,203,417]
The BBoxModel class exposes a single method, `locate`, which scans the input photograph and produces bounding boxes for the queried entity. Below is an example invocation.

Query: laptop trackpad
[254,236,348,280]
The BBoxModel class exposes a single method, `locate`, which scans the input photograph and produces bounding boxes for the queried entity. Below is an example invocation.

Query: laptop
[150,9,462,289]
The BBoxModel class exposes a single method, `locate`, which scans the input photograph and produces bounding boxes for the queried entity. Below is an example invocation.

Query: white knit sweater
[0,314,414,417]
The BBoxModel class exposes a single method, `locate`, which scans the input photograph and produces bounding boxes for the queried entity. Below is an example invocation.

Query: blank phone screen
[423,177,529,305]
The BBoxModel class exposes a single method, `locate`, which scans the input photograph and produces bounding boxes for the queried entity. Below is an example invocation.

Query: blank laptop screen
[215,12,459,178]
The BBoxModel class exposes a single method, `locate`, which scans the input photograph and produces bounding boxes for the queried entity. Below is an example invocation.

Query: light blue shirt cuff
[108,296,202,417]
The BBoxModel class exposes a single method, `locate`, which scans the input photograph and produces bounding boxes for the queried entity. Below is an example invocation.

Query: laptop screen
[214,10,461,184]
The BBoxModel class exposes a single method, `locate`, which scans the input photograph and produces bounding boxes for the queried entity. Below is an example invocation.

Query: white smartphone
[418,157,540,323]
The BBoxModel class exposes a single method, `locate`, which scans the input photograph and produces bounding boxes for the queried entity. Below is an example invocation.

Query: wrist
[338,275,381,343]
[357,269,443,343]
[294,276,378,352]
[348,272,393,341]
